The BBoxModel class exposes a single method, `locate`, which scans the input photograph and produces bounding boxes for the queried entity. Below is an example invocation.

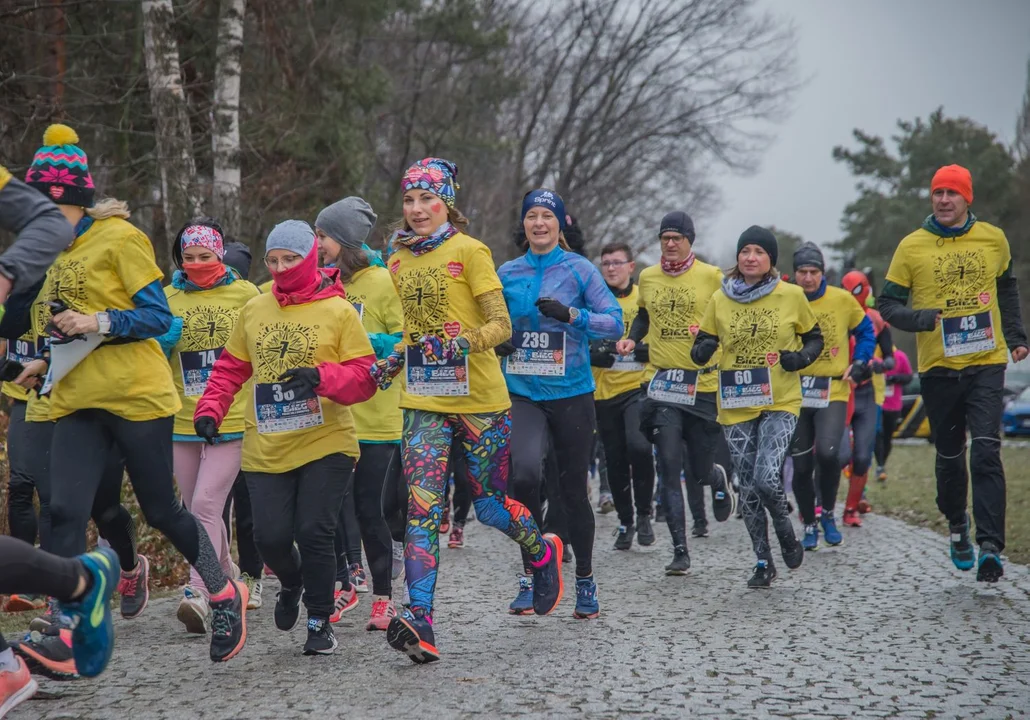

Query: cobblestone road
[13,507,1030,719]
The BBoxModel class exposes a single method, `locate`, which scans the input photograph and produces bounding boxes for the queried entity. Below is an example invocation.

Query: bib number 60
[734,370,753,385]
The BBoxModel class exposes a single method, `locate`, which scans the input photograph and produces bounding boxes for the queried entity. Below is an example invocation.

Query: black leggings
[334,479,363,577]
[222,471,263,579]
[839,384,878,476]
[790,401,847,523]
[6,400,37,546]
[510,393,596,578]
[875,410,902,467]
[595,389,655,527]
[49,411,225,592]
[249,453,355,619]
[351,442,400,597]
[447,450,472,526]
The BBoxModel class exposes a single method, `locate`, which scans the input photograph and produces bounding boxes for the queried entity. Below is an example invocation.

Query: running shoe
[387,606,439,664]
[263,564,277,580]
[117,554,150,619]
[29,598,58,633]
[11,628,77,680]
[842,508,862,527]
[976,542,1004,583]
[801,523,819,551]
[3,595,47,613]
[366,596,396,631]
[664,547,690,576]
[598,493,615,514]
[303,618,338,656]
[177,586,210,635]
[572,577,599,619]
[857,497,872,514]
[508,575,534,616]
[0,655,37,717]
[242,574,263,610]
[691,522,709,539]
[876,465,887,483]
[820,515,843,546]
[636,515,655,546]
[531,534,564,616]
[447,525,465,549]
[613,524,634,551]
[330,581,358,623]
[391,541,404,580]
[440,505,451,534]
[710,464,735,522]
[350,563,369,593]
[274,585,303,631]
[779,532,804,570]
[209,579,248,663]
[747,559,777,589]
[59,547,119,677]
[949,515,975,571]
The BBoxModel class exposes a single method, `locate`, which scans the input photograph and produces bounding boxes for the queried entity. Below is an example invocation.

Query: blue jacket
[498,246,623,401]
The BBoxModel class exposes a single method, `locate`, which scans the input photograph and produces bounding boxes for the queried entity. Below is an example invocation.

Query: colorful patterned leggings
[402,409,547,614]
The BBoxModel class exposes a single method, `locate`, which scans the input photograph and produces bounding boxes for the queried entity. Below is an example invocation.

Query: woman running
[372,158,563,663]
[498,188,622,619]
[196,219,377,655]
[692,226,822,588]
[315,196,405,629]
[875,346,912,481]
[158,219,259,633]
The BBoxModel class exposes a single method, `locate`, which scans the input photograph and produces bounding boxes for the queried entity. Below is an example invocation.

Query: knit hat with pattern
[25,124,95,207]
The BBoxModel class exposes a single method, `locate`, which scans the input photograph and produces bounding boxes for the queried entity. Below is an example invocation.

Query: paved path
[13,508,1030,719]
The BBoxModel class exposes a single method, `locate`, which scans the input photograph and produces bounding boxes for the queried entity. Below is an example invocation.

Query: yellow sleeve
[699,294,719,336]
[116,229,164,297]
[224,303,251,361]
[846,298,866,330]
[466,244,503,297]
[337,301,375,362]
[884,242,911,288]
[375,278,404,335]
[0,165,11,192]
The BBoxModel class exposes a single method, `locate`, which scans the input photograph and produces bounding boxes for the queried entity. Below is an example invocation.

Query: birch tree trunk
[211,0,246,235]
[141,0,200,256]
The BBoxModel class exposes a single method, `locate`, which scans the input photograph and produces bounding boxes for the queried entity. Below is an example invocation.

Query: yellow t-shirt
[46,217,181,422]
[25,285,52,423]
[226,292,371,473]
[637,261,723,393]
[0,165,11,191]
[344,265,403,442]
[885,222,1011,374]
[2,330,38,402]
[592,285,647,402]
[388,232,510,415]
[803,285,868,404]
[699,281,818,425]
[165,279,259,437]
[872,343,887,406]
[258,279,273,294]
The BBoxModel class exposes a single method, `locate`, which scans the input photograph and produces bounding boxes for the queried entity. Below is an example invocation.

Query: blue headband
[522,189,566,231]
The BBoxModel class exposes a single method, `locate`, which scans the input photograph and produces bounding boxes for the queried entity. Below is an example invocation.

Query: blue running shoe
[59,548,118,678]
[386,606,439,664]
[572,576,599,619]
[801,523,819,551]
[976,542,1003,583]
[820,515,843,547]
[532,534,564,616]
[508,575,534,615]
[949,516,975,571]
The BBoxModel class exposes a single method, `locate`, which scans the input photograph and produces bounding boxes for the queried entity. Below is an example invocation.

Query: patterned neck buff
[393,222,459,257]
[660,252,695,277]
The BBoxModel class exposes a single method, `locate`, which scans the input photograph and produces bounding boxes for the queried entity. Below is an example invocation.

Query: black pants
[790,401,847,523]
[875,410,902,467]
[222,471,263,579]
[6,400,38,546]
[385,445,408,545]
[334,475,363,576]
[595,389,655,527]
[510,393,596,577]
[448,448,472,526]
[540,441,571,545]
[351,442,399,597]
[248,452,355,619]
[49,411,223,589]
[921,365,1006,550]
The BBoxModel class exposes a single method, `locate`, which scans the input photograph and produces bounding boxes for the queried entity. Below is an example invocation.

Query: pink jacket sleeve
[315,354,378,406]
[194,349,253,426]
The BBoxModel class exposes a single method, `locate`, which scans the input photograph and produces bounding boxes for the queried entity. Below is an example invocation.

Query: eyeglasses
[600,260,629,268]
[660,235,687,244]
[264,254,304,270]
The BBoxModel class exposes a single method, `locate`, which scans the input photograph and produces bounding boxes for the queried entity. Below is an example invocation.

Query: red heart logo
[443,321,462,338]
[389,259,400,274]
[830,346,839,357]
[447,261,464,278]
[49,186,65,199]
[979,292,991,304]
[689,324,699,336]
[766,352,779,366]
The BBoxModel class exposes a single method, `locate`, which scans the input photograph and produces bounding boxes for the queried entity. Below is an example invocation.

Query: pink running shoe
[365,596,397,631]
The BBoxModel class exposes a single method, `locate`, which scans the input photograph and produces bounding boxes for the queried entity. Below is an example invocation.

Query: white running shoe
[176,587,209,634]
[241,574,263,610]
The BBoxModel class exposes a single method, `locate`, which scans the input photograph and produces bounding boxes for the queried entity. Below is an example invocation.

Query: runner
[499,188,623,619]
[590,242,656,551]
[875,346,913,482]
[14,124,248,664]
[788,242,874,550]
[195,219,377,654]
[692,226,822,588]
[315,196,404,629]
[371,158,563,662]
[879,164,1027,582]
[617,211,734,575]
[159,219,260,633]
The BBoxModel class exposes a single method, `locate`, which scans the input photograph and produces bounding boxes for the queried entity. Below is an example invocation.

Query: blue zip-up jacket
[498,245,623,401]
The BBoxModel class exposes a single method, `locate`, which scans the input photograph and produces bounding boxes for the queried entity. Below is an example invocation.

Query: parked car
[1003,386,1030,437]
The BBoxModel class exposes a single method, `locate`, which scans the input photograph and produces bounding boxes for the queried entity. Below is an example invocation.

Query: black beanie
[792,241,824,272]
[736,225,778,267]
[223,241,253,280]
[659,211,695,242]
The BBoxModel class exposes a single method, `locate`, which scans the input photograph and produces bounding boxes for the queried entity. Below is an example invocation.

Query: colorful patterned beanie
[25,124,95,207]
[401,157,459,208]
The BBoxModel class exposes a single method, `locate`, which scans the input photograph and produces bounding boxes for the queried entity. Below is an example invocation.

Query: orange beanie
[930,164,973,204]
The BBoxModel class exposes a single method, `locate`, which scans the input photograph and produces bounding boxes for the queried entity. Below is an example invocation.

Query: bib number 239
[505,330,566,377]
[719,368,773,409]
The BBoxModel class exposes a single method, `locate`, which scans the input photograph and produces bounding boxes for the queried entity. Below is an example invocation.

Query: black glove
[779,350,806,372]
[535,297,572,324]
[0,358,24,383]
[914,308,943,332]
[45,300,84,343]
[849,360,872,384]
[590,341,615,368]
[278,367,321,395]
[633,343,650,364]
[495,340,516,358]
[194,416,221,446]
[870,359,885,374]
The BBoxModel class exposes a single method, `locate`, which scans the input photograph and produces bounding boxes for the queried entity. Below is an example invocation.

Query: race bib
[254,382,324,434]
[800,375,831,409]
[885,383,897,399]
[349,301,364,321]
[179,347,223,397]
[505,331,566,377]
[719,368,773,409]
[406,346,469,396]
[647,368,698,406]
[941,312,995,357]
[612,353,645,372]
[7,337,40,365]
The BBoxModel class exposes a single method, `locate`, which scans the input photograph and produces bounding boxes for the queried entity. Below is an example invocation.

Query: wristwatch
[95,311,112,335]
[568,307,580,323]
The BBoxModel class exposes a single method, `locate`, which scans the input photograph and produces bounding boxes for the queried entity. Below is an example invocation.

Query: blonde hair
[86,198,131,221]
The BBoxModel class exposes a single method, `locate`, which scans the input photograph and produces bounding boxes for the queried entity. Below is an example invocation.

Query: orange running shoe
[842,508,862,527]
[330,582,358,623]
[365,597,397,631]
[0,655,38,717]
[4,595,47,613]
[12,628,77,680]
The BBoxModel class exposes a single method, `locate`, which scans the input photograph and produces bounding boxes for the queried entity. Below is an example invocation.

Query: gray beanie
[265,219,316,257]
[792,241,824,272]
[315,197,378,249]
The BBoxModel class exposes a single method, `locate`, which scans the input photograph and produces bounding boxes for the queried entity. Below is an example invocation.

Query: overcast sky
[702,0,1030,265]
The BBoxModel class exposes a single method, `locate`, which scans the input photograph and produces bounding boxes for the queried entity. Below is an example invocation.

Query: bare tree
[211,0,246,235]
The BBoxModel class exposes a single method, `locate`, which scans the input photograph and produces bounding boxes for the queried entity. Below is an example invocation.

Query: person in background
[875,346,913,482]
